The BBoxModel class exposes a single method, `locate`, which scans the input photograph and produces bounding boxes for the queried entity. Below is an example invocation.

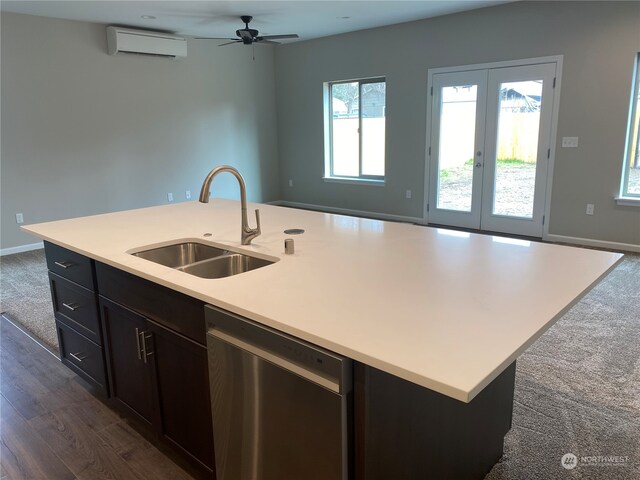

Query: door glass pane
[331,82,359,176]
[492,80,542,218]
[437,85,477,211]
[361,82,386,176]
[625,59,640,196]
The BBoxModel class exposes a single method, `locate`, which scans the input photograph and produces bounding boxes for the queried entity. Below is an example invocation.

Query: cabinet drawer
[50,272,101,345]
[45,241,95,291]
[57,321,108,394]
[96,262,206,345]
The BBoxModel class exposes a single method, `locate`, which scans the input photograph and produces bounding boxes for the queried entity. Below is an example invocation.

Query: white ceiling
[1,1,511,43]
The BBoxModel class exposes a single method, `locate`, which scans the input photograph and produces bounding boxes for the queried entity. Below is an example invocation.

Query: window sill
[614,196,640,207]
[323,177,385,187]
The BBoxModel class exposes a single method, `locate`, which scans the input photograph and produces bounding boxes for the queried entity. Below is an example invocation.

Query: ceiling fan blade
[195,37,238,40]
[218,40,241,46]
[255,39,281,45]
[260,34,299,40]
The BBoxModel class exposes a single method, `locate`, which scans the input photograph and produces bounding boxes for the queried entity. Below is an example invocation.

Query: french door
[427,61,558,237]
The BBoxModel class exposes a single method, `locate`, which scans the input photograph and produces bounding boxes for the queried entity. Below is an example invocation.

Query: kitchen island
[23,199,623,479]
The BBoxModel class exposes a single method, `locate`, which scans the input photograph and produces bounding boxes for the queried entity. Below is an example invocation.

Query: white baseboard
[0,241,44,256]
[545,234,640,253]
[277,200,423,224]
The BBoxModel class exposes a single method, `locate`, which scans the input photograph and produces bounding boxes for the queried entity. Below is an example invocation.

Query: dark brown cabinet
[148,321,214,472]
[50,272,101,344]
[45,241,96,290]
[100,297,215,475]
[44,244,215,480]
[100,298,159,428]
[45,242,108,395]
[96,263,215,479]
[57,321,107,390]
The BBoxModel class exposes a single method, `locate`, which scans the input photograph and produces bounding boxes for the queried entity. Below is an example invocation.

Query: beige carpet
[485,253,640,480]
[0,249,57,350]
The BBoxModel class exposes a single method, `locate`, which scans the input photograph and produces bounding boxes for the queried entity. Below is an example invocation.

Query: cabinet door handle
[54,261,74,269]
[141,333,154,364]
[62,302,79,311]
[135,327,142,360]
[69,352,87,362]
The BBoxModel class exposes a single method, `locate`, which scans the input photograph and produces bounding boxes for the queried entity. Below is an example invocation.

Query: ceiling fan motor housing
[237,28,259,44]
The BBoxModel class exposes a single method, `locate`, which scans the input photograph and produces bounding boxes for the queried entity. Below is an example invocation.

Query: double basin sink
[132,241,275,279]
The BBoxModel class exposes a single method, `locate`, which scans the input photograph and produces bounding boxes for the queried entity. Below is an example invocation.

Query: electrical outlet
[406,190,412,199]
[185,190,191,200]
[562,137,579,148]
[289,179,293,187]
[586,203,594,215]
[15,213,24,224]
[167,192,174,202]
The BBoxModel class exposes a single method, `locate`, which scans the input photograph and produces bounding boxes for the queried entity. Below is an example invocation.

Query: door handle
[135,327,142,360]
[141,332,154,364]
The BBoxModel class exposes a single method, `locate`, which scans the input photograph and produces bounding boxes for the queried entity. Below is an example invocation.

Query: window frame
[618,53,640,203]
[324,77,386,183]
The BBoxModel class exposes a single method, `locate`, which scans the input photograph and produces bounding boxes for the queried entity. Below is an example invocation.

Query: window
[325,78,386,181]
[620,53,640,201]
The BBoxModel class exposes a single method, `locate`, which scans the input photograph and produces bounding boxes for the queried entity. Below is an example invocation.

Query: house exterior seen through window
[621,53,640,199]
[325,78,386,181]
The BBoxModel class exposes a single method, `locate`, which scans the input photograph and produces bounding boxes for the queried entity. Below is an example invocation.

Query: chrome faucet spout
[199,165,261,245]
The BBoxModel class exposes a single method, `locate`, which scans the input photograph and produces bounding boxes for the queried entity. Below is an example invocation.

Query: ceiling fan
[196,15,299,46]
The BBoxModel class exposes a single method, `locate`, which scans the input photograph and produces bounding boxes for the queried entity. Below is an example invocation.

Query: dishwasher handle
[207,328,344,394]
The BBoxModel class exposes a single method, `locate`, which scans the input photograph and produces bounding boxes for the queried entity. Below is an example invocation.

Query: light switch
[562,137,579,148]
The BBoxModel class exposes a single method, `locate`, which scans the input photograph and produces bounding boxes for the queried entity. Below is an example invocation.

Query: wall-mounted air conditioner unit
[106,26,187,58]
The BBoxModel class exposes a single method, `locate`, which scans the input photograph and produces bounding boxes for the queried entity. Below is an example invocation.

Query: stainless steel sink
[133,242,228,268]
[131,242,275,278]
[177,253,274,279]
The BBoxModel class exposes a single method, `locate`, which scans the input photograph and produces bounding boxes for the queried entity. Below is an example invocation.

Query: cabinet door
[147,320,215,473]
[100,297,158,428]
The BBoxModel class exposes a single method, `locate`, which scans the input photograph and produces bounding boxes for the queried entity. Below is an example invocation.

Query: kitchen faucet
[198,165,261,245]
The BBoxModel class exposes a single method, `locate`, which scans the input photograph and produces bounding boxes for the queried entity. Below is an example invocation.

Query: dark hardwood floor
[0,315,196,480]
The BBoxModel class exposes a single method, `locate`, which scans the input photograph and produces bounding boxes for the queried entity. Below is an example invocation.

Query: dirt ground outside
[438,164,640,216]
[438,162,537,217]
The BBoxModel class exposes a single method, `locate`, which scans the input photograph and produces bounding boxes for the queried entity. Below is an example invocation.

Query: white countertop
[22,200,623,402]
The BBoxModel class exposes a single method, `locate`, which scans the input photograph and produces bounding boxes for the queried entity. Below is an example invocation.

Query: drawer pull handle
[69,352,87,362]
[54,261,74,269]
[62,302,80,311]
[135,328,142,360]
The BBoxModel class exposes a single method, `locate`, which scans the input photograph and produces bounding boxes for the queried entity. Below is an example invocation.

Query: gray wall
[274,1,640,245]
[1,12,280,250]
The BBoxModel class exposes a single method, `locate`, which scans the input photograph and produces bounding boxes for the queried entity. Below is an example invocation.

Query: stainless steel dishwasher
[205,305,352,480]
